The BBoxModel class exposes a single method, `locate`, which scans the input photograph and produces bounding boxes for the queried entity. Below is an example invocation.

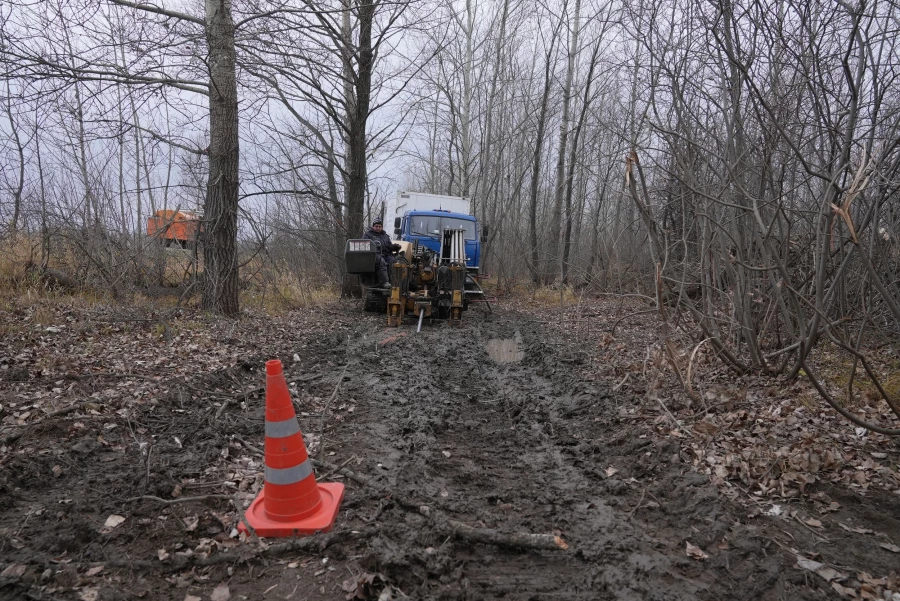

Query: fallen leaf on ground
[341,572,384,600]
[839,523,873,534]
[879,542,900,553]
[183,516,199,532]
[0,564,26,581]
[796,556,824,572]
[857,572,887,586]
[796,555,846,582]
[184,595,201,601]
[79,589,99,601]
[157,549,169,561]
[831,582,856,597]
[211,582,230,601]
[685,542,708,560]
[815,566,844,582]
[605,467,619,478]
[693,421,719,435]
[85,565,104,577]
[104,515,126,529]
[377,586,396,601]
[804,518,823,528]
[860,583,879,599]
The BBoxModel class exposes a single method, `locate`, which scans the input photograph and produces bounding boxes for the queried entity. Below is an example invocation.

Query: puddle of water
[486,338,525,363]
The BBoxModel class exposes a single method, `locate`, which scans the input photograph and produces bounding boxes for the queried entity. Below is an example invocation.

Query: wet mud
[1,302,898,600]
[338,315,774,600]
[484,334,525,363]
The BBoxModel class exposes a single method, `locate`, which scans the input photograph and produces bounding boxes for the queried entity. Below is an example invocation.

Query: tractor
[344,229,487,329]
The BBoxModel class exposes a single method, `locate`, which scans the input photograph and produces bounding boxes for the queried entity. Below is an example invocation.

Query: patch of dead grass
[814,351,900,407]
[0,234,40,291]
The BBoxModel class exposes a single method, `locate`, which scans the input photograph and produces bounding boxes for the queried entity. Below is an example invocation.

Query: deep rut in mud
[315,311,813,600]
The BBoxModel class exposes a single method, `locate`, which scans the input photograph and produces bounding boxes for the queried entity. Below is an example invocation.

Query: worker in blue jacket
[363,218,400,288]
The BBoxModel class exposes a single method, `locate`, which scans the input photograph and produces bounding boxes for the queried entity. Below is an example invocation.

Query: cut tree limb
[1,400,90,445]
[311,459,568,551]
[125,494,233,506]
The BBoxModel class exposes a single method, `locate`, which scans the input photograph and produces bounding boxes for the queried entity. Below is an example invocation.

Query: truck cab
[393,210,480,271]
[384,192,485,272]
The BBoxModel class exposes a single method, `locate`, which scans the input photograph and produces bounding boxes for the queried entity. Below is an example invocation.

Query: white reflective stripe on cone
[265,418,300,438]
[265,460,313,485]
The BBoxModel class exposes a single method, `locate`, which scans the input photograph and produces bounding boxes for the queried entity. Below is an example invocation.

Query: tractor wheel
[363,289,386,313]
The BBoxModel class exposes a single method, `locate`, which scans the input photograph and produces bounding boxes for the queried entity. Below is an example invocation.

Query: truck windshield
[409,216,476,240]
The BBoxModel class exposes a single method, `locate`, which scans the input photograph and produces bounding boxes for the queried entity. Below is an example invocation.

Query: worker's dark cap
[372,218,383,226]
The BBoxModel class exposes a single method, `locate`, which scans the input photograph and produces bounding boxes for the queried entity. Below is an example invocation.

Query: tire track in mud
[336,312,713,600]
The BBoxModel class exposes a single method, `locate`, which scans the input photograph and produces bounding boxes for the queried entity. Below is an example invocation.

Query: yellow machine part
[419,266,435,284]
[395,241,413,263]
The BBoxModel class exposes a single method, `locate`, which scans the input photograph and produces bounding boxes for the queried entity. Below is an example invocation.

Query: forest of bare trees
[1,0,898,425]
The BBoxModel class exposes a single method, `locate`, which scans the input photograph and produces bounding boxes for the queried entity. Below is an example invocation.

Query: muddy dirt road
[1,300,898,600]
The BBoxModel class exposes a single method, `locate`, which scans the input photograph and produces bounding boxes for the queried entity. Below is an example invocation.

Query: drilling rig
[345,192,491,328]
[345,228,484,329]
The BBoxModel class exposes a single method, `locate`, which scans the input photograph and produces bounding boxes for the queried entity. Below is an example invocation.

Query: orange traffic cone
[239,359,344,537]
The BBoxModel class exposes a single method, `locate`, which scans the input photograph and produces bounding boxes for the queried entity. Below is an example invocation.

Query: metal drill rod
[417,308,425,333]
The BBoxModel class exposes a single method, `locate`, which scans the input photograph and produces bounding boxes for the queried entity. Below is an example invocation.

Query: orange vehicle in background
[147,210,202,248]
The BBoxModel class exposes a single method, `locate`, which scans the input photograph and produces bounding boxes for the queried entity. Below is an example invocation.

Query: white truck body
[383,192,471,226]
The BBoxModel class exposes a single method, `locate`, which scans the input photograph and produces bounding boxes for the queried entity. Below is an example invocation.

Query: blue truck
[344,192,489,326]
[385,192,484,272]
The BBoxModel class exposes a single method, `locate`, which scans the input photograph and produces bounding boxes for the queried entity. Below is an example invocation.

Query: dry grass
[241,278,338,314]
[532,286,580,304]
[156,248,200,287]
[489,280,578,301]
[818,353,900,407]
[0,233,40,291]
[238,256,339,314]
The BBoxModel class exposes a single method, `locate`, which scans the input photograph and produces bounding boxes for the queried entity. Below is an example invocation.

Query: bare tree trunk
[3,83,24,233]
[562,35,601,284]
[202,0,240,316]
[344,0,375,260]
[428,96,439,191]
[457,0,475,198]
[548,0,581,285]
[586,168,610,286]
[474,0,510,224]
[72,81,98,231]
[527,30,560,285]
[34,115,49,266]
[334,4,349,258]
[116,90,127,236]
[339,0,358,297]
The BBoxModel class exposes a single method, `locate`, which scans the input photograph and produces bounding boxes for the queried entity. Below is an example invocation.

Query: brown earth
[0,296,898,601]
